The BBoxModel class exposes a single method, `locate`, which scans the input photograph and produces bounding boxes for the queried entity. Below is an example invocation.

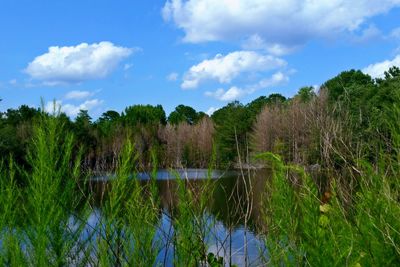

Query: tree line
[1,66,399,174]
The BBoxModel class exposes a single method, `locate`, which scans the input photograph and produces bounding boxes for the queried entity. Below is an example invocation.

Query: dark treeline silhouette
[1,67,400,174]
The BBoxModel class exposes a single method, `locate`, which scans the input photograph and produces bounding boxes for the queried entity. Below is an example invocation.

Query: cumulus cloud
[64,90,93,100]
[257,71,290,88]
[362,55,400,78]
[45,99,103,117]
[206,107,219,115]
[167,72,179,81]
[25,42,133,84]
[181,51,286,89]
[205,71,290,101]
[163,0,400,52]
[205,86,248,101]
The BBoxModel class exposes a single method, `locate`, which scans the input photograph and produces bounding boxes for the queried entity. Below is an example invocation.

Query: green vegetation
[1,66,400,265]
[0,113,219,266]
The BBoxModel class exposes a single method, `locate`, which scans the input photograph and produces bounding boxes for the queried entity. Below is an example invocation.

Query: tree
[383,66,400,81]
[246,96,269,119]
[123,105,166,127]
[246,94,287,124]
[122,105,166,165]
[4,105,39,126]
[168,105,199,125]
[75,110,91,127]
[0,105,40,168]
[295,86,316,102]
[98,110,120,123]
[95,110,121,137]
[322,70,374,102]
[74,110,96,151]
[212,101,251,164]
[265,93,287,105]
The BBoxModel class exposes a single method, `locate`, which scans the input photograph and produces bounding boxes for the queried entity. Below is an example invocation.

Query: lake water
[86,168,270,266]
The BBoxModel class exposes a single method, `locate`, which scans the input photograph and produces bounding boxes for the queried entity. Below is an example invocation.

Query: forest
[0,66,400,266]
[2,67,400,172]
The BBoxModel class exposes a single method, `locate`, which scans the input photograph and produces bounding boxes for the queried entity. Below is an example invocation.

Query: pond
[85,168,271,266]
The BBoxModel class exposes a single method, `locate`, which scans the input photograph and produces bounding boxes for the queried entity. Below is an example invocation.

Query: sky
[1,0,400,119]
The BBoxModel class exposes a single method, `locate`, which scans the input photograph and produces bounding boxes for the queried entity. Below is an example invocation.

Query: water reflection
[87,168,270,266]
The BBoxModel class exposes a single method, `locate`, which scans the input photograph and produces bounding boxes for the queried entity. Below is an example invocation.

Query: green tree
[265,93,287,105]
[246,94,287,122]
[295,86,316,102]
[212,101,251,165]
[74,110,96,153]
[322,69,374,102]
[168,104,199,125]
[4,105,39,126]
[98,110,120,123]
[123,105,166,127]
[96,110,121,137]
[0,105,40,167]
[322,67,400,162]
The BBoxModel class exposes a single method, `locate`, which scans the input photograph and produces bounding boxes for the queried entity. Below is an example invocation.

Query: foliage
[212,101,252,164]
[168,104,202,125]
[295,86,316,102]
[0,111,89,266]
[123,104,166,127]
[257,150,400,266]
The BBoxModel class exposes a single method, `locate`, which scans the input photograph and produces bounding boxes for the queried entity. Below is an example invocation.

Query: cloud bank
[163,0,400,53]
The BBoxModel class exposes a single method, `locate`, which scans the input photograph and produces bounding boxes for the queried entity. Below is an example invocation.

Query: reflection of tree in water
[85,170,270,265]
[209,169,269,234]
[87,169,270,234]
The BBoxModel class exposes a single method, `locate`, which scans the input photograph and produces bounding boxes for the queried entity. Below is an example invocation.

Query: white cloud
[45,99,103,117]
[64,90,93,100]
[163,0,400,52]
[205,86,249,101]
[206,107,219,115]
[167,72,179,81]
[205,71,290,101]
[257,71,290,88]
[181,51,286,89]
[362,55,400,78]
[25,42,133,84]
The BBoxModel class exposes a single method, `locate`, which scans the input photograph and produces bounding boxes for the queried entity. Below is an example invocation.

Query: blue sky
[1,0,400,119]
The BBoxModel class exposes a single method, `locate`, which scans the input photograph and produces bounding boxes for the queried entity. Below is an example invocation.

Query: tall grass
[0,112,89,266]
[257,125,400,266]
[0,113,221,266]
[97,140,161,266]
[170,149,218,266]
[0,158,26,266]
